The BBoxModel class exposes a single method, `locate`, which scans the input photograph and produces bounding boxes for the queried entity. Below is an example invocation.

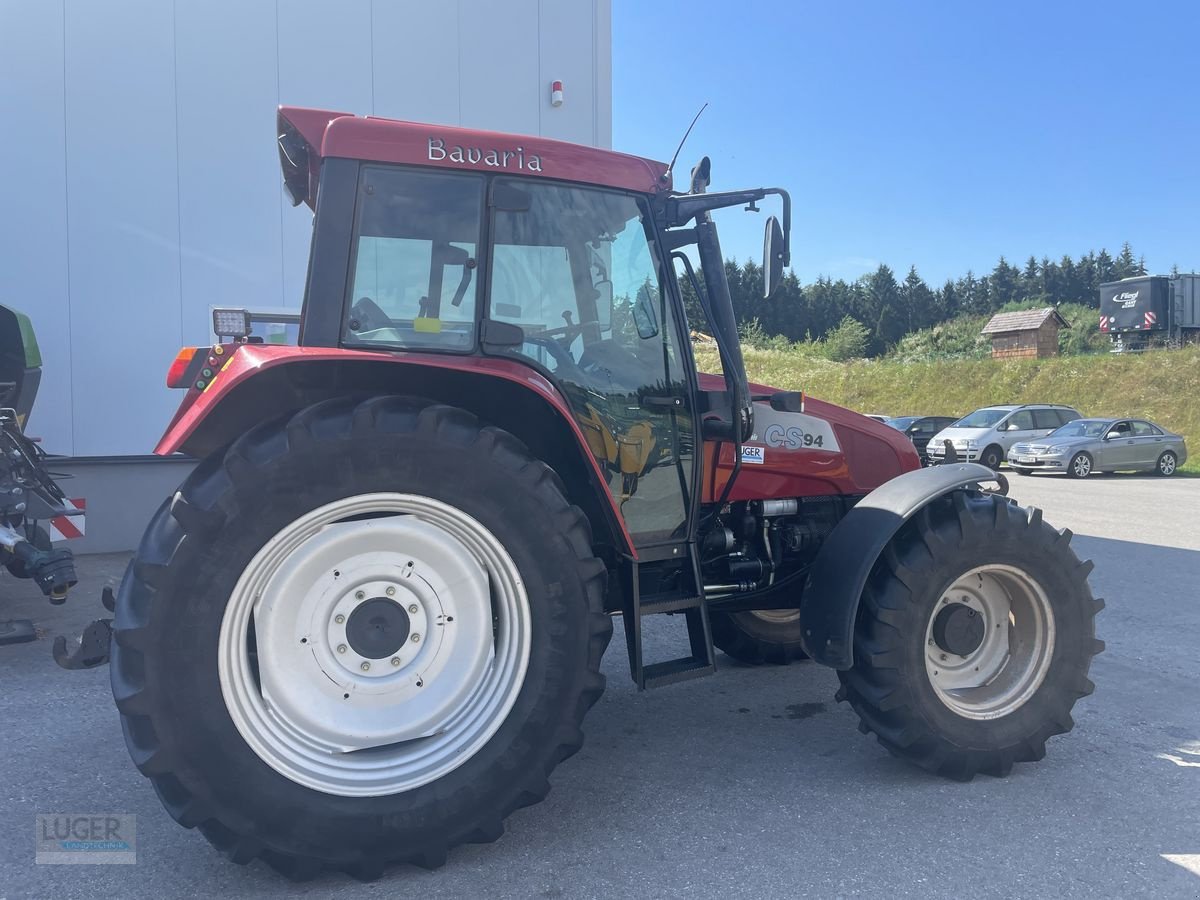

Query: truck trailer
[1099,274,1200,351]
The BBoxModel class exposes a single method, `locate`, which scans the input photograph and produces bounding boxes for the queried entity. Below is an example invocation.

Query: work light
[212,308,252,340]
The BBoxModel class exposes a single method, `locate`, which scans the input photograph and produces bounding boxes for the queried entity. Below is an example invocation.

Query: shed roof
[980,307,1070,335]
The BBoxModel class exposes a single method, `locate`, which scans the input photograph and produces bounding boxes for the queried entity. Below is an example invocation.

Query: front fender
[799,463,999,668]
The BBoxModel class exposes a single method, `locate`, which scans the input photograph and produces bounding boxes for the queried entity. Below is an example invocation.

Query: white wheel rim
[1161,454,1175,474]
[924,564,1055,720]
[218,493,531,797]
[1073,455,1091,477]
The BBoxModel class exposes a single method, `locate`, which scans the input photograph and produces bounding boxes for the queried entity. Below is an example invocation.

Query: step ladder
[620,546,716,690]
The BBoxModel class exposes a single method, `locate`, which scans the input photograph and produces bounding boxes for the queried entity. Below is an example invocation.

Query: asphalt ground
[2,470,1198,898]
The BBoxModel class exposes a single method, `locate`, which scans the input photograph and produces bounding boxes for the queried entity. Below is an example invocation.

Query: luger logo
[428,137,543,172]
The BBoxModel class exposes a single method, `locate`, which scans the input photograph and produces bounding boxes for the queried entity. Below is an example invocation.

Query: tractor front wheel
[710,609,809,664]
[836,491,1102,780]
[110,397,611,878]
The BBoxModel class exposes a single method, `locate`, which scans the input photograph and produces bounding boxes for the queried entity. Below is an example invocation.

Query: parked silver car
[926,404,1082,470]
[1008,417,1188,478]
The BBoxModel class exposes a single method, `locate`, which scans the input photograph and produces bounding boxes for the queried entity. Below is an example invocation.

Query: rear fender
[799,463,1000,668]
[156,345,635,557]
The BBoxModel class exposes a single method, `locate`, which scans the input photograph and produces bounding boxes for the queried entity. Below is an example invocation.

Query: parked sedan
[886,415,960,461]
[1008,417,1188,478]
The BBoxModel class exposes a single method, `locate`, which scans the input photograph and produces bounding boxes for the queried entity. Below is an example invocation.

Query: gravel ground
[1,471,1198,898]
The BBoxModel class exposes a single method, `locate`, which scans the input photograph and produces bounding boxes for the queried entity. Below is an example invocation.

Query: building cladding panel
[3,0,612,458]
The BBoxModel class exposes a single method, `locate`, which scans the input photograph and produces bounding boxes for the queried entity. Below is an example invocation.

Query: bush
[822,316,870,361]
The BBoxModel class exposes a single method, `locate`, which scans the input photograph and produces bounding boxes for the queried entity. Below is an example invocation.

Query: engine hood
[697,373,921,501]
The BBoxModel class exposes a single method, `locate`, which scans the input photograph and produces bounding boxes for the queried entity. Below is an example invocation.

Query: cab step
[620,547,716,691]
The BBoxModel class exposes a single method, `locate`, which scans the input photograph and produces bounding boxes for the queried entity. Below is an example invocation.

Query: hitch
[52,586,115,670]
[0,524,78,602]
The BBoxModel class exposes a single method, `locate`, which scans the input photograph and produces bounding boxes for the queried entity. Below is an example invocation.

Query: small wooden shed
[980,307,1070,359]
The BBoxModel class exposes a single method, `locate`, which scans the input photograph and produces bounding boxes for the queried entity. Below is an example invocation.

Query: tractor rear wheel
[710,609,809,664]
[110,397,611,879]
[835,491,1102,780]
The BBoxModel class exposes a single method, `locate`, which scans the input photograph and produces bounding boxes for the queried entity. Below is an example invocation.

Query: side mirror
[632,282,659,340]
[763,215,785,299]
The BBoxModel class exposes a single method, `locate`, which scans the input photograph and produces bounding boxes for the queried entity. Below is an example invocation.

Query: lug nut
[386,586,396,597]
[334,614,345,624]
[355,591,365,600]
[360,662,371,672]
[337,644,347,654]
[408,604,419,614]
[411,633,421,643]
[391,657,401,666]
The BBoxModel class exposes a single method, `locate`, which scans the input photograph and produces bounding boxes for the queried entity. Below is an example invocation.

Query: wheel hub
[924,565,1055,720]
[345,597,411,660]
[931,603,985,656]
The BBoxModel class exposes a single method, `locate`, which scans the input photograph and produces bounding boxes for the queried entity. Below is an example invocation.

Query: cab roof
[278,106,672,208]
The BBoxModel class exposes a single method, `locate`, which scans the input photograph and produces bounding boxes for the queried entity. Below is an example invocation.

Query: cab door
[484,178,697,549]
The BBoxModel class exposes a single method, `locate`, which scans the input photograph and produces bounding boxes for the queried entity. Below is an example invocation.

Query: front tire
[835,492,1103,780]
[979,445,1003,470]
[110,397,611,878]
[1068,452,1092,479]
[710,609,809,664]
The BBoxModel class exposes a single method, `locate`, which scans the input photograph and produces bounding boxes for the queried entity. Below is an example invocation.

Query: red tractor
[101,108,1101,879]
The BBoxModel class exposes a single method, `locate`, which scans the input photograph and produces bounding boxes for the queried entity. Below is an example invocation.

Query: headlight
[954,439,972,448]
[1043,447,1066,456]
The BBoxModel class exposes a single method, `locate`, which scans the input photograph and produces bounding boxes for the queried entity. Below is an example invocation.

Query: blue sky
[613,1,1199,285]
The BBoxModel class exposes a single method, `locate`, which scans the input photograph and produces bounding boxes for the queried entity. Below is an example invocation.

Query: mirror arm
[665,188,791,265]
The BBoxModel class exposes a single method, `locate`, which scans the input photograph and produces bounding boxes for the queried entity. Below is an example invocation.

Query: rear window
[1056,408,1081,426]
[1033,409,1062,430]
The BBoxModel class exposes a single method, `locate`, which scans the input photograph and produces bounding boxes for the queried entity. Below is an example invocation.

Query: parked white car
[926,404,1083,470]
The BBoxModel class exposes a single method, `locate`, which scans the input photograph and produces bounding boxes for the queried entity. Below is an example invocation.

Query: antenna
[663,102,709,184]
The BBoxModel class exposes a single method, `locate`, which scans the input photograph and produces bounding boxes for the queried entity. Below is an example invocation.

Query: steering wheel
[523,335,586,381]
[349,296,391,332]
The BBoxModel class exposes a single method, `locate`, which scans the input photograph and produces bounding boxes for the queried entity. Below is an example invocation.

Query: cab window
[486,178,694,544]
[343,166,484,351]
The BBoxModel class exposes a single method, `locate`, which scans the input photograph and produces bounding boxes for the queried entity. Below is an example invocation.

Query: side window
[1132,421,1160,436]
[1056,409,1080,426]
[1007,411,1035,431]
[344,167,483,351]
[1108,420,1132,437]
[1033,409,1061,430]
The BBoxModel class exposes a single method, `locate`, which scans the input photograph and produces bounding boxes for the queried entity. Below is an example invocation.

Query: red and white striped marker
[49,498,86,541]
[1144,311,1157,328]
[1099,315,1109,332]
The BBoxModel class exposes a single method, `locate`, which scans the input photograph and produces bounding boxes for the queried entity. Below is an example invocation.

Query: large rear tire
[110,397,611,879]
[710,609,809,664]
[835,491,1102,780]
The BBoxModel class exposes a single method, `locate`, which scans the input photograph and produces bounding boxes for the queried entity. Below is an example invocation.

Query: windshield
[953,409,1009,429]
[887,416,919,430]
[1049,420,1109,439]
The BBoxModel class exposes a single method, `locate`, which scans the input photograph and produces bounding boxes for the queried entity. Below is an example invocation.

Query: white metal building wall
[1,0,612,458]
